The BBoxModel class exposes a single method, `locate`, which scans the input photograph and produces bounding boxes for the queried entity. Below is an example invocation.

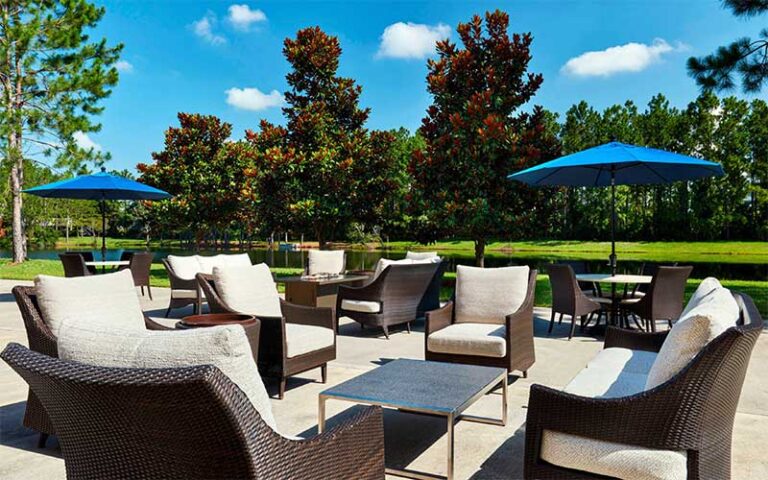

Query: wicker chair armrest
[425,301,454,335]
[604,326,668,352]
[525,383,698,451]
[144,316,174,331]
[281,299,335,330]
[337,277,384,302]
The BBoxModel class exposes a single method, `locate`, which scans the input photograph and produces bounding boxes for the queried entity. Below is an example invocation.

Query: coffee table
[176,313,259,361]
[277,274,369,308]
[318,359,507,480]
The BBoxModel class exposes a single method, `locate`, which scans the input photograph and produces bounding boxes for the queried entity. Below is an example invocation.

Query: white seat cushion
[427,323,506,358]
[35,270,146,337]
[213,264,282,317]
[341,299,381,313]
[541,347,685,479]
[285,323,335,358]
[455,265,530,324]
[646,284,738,389]
[57,323,279,432]
[308,250,345,275]
[167,255,201,280]
[405,251,439,261]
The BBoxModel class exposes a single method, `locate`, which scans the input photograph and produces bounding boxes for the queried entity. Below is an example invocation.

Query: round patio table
[176,313,259,360]
[575,273,653,329]
[85,260,129,268]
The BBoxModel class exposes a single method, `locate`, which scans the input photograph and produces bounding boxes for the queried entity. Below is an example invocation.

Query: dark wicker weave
[417,260,448,318]
[336,262,440,338]
[547,264,603,340]
[59,253,91,277]
[524,291,763,480]
[197,273,336,399]
[1,343,385,480]
[424,269,537,378]
[11,285,172,448]
[120,251,154,299]
[623,265,693,332]
[162,258,201,316]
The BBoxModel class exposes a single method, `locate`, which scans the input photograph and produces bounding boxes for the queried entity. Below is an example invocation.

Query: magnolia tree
[138,113,253,248]
[409,10,561,266]
[244,27,398,247]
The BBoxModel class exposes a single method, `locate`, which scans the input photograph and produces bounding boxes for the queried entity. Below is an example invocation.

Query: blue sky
[81,1,765,172]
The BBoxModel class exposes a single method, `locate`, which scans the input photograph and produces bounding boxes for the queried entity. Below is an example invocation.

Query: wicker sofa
[524,284,763,479]
[1,342,385,479]
[197,265,336,399]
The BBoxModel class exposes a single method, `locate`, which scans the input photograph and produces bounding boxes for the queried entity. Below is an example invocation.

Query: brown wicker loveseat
[524,291,763,479]
[1,342,385,480]
[12,285,172,448]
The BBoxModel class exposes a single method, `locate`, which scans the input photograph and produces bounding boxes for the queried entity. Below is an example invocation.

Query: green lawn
[2,259,764,315]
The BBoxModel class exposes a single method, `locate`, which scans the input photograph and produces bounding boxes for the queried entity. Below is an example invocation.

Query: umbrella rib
[531,167,563,185]
[639,162,669,183]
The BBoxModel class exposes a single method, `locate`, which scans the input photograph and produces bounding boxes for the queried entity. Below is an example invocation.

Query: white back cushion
[645,286,739,389]
[406,251,439,260]
[57,323,278,432]
[35,270,145,337]
[455,265,530,324]
[307,250,345,275]
[167,255,200,280]
[219,253,252,268]
[213,264,282,317]
[680,277,722,318]
[196,255,219,274]
[372,258,413,279]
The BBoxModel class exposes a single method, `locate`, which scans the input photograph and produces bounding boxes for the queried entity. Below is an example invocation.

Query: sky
[77,0,766,173]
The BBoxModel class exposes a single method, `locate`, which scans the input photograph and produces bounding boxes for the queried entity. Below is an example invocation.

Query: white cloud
[73,132,101,151]
[225,87,284,111]
[192,13,226,45]
[227,4,267,31]
[561,39,687,77]
[115,60,133,73]
[376,22,450,59]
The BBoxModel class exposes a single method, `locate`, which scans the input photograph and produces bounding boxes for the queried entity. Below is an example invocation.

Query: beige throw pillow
[35,270,145,337]
[213,264,282,317]
[645,286,739,389]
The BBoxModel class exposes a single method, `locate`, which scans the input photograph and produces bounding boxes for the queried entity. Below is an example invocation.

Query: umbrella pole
[100,199,107,273]
[610,168,617,276]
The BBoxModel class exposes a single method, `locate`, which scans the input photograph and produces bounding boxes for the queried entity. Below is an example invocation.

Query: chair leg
[548,310,556,334]
[37,433,49,448]
[406,322,411,333]
[568,315,577,340]
[558,313,563,324]
[278,378,286,400]
[165,305,172,318]
[522,370,528,379]
[140,285,145,296]
[382,325,389,339]
[147,284,153,300]
[320,364,327,383]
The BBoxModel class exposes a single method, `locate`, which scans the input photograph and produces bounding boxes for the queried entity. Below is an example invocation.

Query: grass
[3,258,764,315]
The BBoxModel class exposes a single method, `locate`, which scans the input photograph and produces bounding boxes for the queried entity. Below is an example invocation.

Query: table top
[320,359,505,415]
[84,260,130,267]
[177,313,256,329]
[277,274,370,285]
[576,273,653,284]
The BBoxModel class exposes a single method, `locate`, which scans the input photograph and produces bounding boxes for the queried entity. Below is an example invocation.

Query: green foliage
[137,113,253,247]
[244,27,399,247]
[687,1,768,93]
[409,10,561,265]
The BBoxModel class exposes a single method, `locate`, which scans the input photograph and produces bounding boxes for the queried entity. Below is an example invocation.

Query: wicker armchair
[162,258,201,316]
[524,292,763,480]
[11,285,171,448]
[622,265,693,332]
[1,342,385,480]
[336,262,440,338]
[425,267,537,378]
[197,273,336,399]
[417,260,448,319]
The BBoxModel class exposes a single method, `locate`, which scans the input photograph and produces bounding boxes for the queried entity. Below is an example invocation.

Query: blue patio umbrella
[24,167,171,261]
[508,141,723,274]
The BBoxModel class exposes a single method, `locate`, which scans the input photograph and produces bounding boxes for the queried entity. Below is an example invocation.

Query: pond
[4,247,766,281]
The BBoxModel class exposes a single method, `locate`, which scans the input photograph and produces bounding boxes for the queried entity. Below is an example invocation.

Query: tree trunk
[315,225,327,250]
[474,238,485,267]
[9,134,25,263]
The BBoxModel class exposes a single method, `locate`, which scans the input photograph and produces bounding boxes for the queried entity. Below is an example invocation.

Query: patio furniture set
[4,250,763,479]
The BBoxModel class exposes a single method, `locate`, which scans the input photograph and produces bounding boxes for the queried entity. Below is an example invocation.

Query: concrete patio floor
[0,279,766,479]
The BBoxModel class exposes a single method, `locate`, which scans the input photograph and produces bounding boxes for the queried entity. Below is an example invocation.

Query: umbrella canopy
[508,141,723,274]
[508,141,723,187]
[24,167,171,262]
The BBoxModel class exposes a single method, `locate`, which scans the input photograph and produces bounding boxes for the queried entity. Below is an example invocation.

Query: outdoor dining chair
[621,265,693,332]
[119,251,154,299]
[547,264,604,339]
[59,253,91,278]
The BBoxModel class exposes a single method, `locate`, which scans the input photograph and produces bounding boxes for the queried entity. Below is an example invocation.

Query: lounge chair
[197,264,336,399]
[425,265,537,378]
